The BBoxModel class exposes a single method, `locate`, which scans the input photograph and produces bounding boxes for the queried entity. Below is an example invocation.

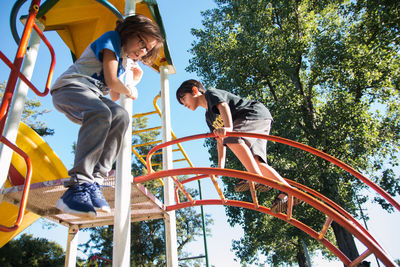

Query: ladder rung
[132,110,158,118]
[132,126,161,134]
[349,249,372,267]
[318,216,333,240]
[132,140,162,148]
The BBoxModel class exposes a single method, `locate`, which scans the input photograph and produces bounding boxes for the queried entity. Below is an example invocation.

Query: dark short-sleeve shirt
[205,88,273,131]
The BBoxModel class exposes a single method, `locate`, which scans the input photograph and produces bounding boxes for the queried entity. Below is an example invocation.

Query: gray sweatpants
[52,86,129,185]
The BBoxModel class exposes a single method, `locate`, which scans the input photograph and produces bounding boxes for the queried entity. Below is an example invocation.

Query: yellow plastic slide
[0,122,68,247]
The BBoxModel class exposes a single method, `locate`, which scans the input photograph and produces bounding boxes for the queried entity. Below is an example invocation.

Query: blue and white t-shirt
[51,31,125,96]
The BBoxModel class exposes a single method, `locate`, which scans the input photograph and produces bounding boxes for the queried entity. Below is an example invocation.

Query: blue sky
[0,1,399,266]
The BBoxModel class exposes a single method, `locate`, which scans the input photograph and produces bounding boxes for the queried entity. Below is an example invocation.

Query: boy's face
[180,92,198,111]
[123,34,157,61]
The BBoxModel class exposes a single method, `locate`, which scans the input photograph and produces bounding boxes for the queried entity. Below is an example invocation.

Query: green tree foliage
[0,81,53,136]
[187,0,399,265]
[0,233,65,267]
[80,117,213,266]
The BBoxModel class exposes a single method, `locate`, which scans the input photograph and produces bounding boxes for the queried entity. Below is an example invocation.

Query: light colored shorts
[223,119,272,163]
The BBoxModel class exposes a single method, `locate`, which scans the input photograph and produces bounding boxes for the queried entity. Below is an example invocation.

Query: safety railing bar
[0,0,55,233]
[0,136,32,232]
[0,52,43,96]
[0,0,39,132]
[135,167,396,267]
[31,23,55,96]
[179,171,380,248]
[151,162,381,250]
[0,25,55,101]
[145,132,400,212]
[172,198,353,265]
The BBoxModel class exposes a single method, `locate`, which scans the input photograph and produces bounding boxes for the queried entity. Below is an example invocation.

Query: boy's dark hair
[115,14,164,65]
[176,79,206,104]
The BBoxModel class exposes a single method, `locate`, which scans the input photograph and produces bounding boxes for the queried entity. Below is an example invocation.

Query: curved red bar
[0,136,32,232]
[145,132,400,212]
[135,167,396,267]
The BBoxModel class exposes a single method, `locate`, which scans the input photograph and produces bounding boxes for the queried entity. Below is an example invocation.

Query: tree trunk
[296,239,309,267]
[331,221,360,266]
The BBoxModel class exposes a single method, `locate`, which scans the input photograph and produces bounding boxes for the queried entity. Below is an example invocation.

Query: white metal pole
[112,1,135,266]
[0,21,44,194]
[125,0,136,17]
[160,65,178,267]
[113,90,132,267]
[113,95,132,267]
[65,225,79,267]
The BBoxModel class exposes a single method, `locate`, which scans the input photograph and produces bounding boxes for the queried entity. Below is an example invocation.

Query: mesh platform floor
[1,176,167,228]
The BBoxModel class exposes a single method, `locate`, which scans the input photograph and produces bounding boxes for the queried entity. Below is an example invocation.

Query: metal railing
[134,131,399,267]
[0,0,55,232]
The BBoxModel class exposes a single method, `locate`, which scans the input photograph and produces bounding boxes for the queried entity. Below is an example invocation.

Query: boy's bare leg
[255,159,290,187]
[226,143,262,175]
[226,142,273,192]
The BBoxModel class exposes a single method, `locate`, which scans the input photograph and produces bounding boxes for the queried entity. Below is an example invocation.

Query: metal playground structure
[0,1,399,266]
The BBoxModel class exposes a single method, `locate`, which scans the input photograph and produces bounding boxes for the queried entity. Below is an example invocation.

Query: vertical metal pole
[113,90,132,267]
[125,0,136,17]
[198,183,209,266]
[65,225,79,267]
[0,21,44,193]
[112,1,135,266]
[160,65,178,267]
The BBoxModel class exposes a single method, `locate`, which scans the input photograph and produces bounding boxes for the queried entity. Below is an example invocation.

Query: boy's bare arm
[214,102,233,169]
[102,49,137,101]
[214,102,233,138]
[217,138,226,169]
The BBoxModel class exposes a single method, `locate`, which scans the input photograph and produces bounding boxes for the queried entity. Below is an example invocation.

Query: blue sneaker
[56,183,96,218]
[86,182,111,213]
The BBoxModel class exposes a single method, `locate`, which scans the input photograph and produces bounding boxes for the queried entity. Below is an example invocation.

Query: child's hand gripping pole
[123,58,143,100]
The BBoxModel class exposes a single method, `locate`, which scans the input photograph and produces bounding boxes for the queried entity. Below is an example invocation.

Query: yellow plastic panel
[0,122,67,247]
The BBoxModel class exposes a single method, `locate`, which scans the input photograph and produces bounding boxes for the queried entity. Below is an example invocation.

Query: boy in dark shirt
[176,79,299,213]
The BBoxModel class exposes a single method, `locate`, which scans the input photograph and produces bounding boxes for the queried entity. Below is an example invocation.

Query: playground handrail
[145,132,400,212]
[135,167,396,267]
[0,0,55,232]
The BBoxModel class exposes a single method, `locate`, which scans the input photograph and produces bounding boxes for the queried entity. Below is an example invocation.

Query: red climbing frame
[0,0,55,232]
[135,131,399,267]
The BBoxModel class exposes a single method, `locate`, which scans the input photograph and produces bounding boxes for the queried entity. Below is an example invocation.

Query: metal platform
[1,176,168,229]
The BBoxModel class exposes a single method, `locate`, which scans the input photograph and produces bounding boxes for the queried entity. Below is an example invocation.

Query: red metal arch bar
[145,132,400,212]
[135,167,396,267]
[173,173,380,249]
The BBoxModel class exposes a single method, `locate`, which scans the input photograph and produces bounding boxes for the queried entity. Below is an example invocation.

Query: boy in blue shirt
[176,79,300,213]
[51,15,163,217]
